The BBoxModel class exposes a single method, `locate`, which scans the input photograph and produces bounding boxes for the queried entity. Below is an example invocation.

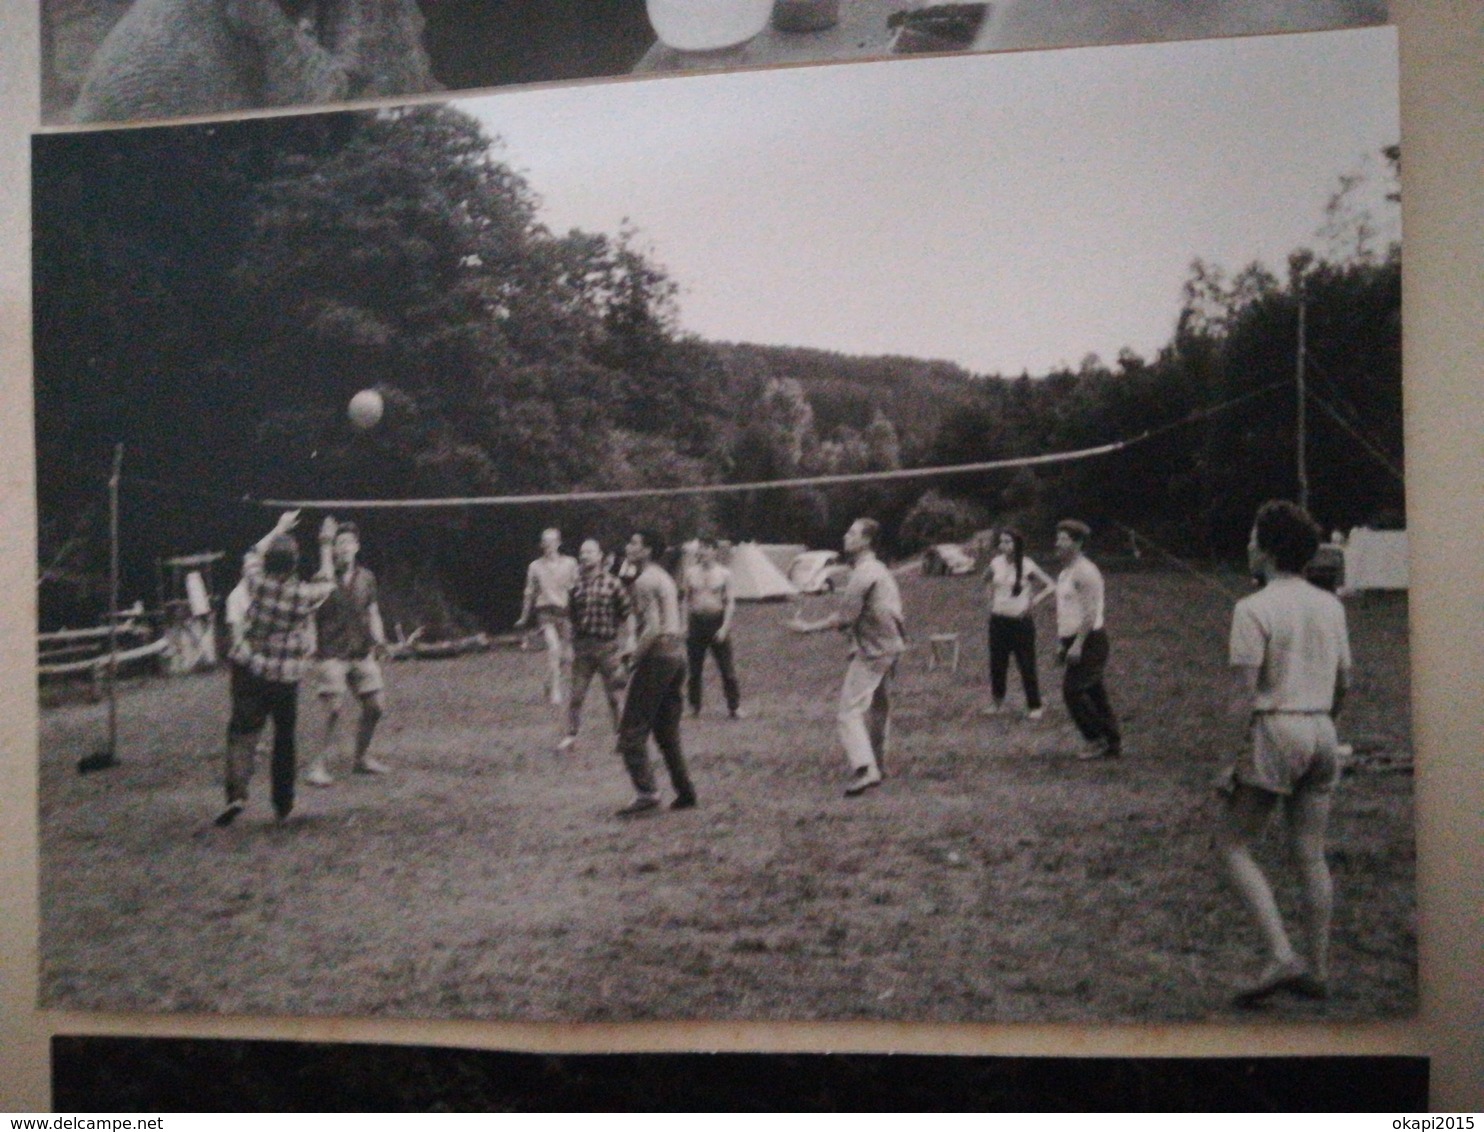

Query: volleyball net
[249,381,1289,512]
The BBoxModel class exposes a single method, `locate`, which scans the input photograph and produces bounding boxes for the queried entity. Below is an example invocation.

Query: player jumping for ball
[305,520,391,786]
[216,510,335,827]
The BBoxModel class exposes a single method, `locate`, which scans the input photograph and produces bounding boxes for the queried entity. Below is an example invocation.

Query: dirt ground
[38,569,1417,1023]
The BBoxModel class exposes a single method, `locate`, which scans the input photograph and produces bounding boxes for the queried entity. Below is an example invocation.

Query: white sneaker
[1026,707,1044,720]
[844,766,883,796]
[555,736,576,754]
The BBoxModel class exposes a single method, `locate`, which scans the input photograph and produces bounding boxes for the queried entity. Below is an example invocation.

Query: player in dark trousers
[217,510,335,826]
[613,530,697,816]
[682,536,743,718]
[1053,519,1122,760]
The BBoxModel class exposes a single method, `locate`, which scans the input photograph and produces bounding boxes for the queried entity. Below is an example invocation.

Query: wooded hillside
[33,107,1401,631]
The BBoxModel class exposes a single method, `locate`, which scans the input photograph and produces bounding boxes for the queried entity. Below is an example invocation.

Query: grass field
[38,567,1416,1023]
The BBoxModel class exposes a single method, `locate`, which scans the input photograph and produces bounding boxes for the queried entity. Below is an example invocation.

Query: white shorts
[316,656,384,698]
[1236,712,1341,796]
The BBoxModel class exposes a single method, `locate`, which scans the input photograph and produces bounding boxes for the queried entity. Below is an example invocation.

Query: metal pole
[106,443,122,758]
[1296,296,1308,512]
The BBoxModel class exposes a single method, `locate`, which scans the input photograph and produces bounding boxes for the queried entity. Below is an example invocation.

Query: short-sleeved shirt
[683,562,731,616]
[569,566,632,641]
[1230,575,1352,713]
[526,554,579,611]
[316,565,379,660]
[230,550,335,684]
[985,553,1045,618]
[1055,555,1105,638]
[839,553,906,659]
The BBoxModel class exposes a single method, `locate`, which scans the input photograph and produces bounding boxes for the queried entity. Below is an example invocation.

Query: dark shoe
[1076,738,1119,761]
[615,794,661,817]
[273,802,293,824]
[844,766,883,796]
[670,793,698,811]
[1292,972,1330,1000]
[1233,958,1312,1007]
[213,800,245,827]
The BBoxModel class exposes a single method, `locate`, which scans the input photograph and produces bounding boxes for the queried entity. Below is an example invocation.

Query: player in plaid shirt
[557,538,634,752]
[215,510,336,827]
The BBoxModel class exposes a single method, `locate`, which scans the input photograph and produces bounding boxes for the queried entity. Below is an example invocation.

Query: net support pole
[105,443,122,758]
[1296,296,1309,513]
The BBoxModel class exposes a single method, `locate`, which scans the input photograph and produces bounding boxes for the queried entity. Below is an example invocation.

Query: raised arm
[313,516,336,580]
[254,509,301,554]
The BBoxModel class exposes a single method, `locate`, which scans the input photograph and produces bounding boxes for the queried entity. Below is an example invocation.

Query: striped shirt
[230,550,335,684]
[569,567,632,641]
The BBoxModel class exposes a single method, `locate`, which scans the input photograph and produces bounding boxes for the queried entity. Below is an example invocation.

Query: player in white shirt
[515,527,579,706]
[981,527,1055,718]
[1220,500,1352,1006]
[1053,520,1122,759]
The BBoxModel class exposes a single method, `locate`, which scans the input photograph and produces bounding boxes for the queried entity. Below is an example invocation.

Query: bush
[897,490,987,553]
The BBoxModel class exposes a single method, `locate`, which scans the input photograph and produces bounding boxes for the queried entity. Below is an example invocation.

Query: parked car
[789,549,851,593]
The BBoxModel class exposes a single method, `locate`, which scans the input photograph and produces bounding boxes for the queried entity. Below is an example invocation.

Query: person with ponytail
[981,527,1055,718]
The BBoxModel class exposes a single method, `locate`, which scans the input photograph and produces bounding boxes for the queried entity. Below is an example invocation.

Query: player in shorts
[515,527,579,706]
[1219,500,1352,1005]
[306,521,390,786]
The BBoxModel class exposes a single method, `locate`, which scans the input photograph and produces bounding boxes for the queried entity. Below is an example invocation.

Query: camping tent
[755,543,807,576]
[728,541,799,601]
[1343,528,1409,591]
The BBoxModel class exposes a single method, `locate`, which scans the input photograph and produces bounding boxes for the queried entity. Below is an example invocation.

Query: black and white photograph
[33,26,1415,1025]
[40,0,1389,127]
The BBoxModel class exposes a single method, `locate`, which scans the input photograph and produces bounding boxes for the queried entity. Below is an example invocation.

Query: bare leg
[1217,784,1298,969]
[541,620,564,705]
[353,690,387,772]
[1286,788,1335,984]
[309,693,344,785]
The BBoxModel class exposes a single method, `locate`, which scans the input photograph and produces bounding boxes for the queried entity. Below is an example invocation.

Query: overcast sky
[464,26,1397,376]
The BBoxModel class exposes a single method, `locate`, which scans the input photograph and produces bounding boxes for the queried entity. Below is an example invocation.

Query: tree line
[32,106,1401,633]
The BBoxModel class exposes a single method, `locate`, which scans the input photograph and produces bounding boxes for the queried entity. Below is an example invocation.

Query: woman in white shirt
[982,528,1055,717]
